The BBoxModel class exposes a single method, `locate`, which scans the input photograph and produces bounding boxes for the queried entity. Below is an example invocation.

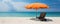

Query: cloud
[2,0,12,2]
[0,0,2,2]
[0,0,59,12]
[0,0,14,12]
[0,2,11,12]
[12,2,37,12]
[11,2,60,12]
[0,0,35,12]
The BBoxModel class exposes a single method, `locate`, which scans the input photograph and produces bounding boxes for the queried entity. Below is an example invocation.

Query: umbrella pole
[36,10,37,18]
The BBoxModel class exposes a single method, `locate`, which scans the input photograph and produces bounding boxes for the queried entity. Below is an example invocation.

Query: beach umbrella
[25,2,49,18]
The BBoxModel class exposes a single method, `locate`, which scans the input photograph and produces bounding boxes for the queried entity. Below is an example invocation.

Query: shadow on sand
[30,18,53,22]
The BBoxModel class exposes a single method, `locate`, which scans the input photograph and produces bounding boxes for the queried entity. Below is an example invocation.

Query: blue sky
[0,0,60,12]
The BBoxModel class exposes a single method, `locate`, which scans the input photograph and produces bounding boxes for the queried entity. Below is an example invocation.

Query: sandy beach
[0,17,60,24]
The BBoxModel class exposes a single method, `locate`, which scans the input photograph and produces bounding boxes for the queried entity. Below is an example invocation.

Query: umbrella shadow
[30,18,53,22]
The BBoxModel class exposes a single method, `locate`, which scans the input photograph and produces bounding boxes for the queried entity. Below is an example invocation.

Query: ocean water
[0,12,60,17]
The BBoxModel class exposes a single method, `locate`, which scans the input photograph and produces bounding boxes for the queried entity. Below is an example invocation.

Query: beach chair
[38,12,47,21]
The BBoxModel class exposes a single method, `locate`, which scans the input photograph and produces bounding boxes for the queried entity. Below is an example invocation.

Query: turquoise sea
[0,12,60,17]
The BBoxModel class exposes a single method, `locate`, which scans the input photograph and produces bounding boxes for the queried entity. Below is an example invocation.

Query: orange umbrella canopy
[25,3,49,10]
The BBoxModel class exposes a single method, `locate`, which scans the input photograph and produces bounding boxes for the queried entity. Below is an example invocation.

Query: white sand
[0,17,60,24]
